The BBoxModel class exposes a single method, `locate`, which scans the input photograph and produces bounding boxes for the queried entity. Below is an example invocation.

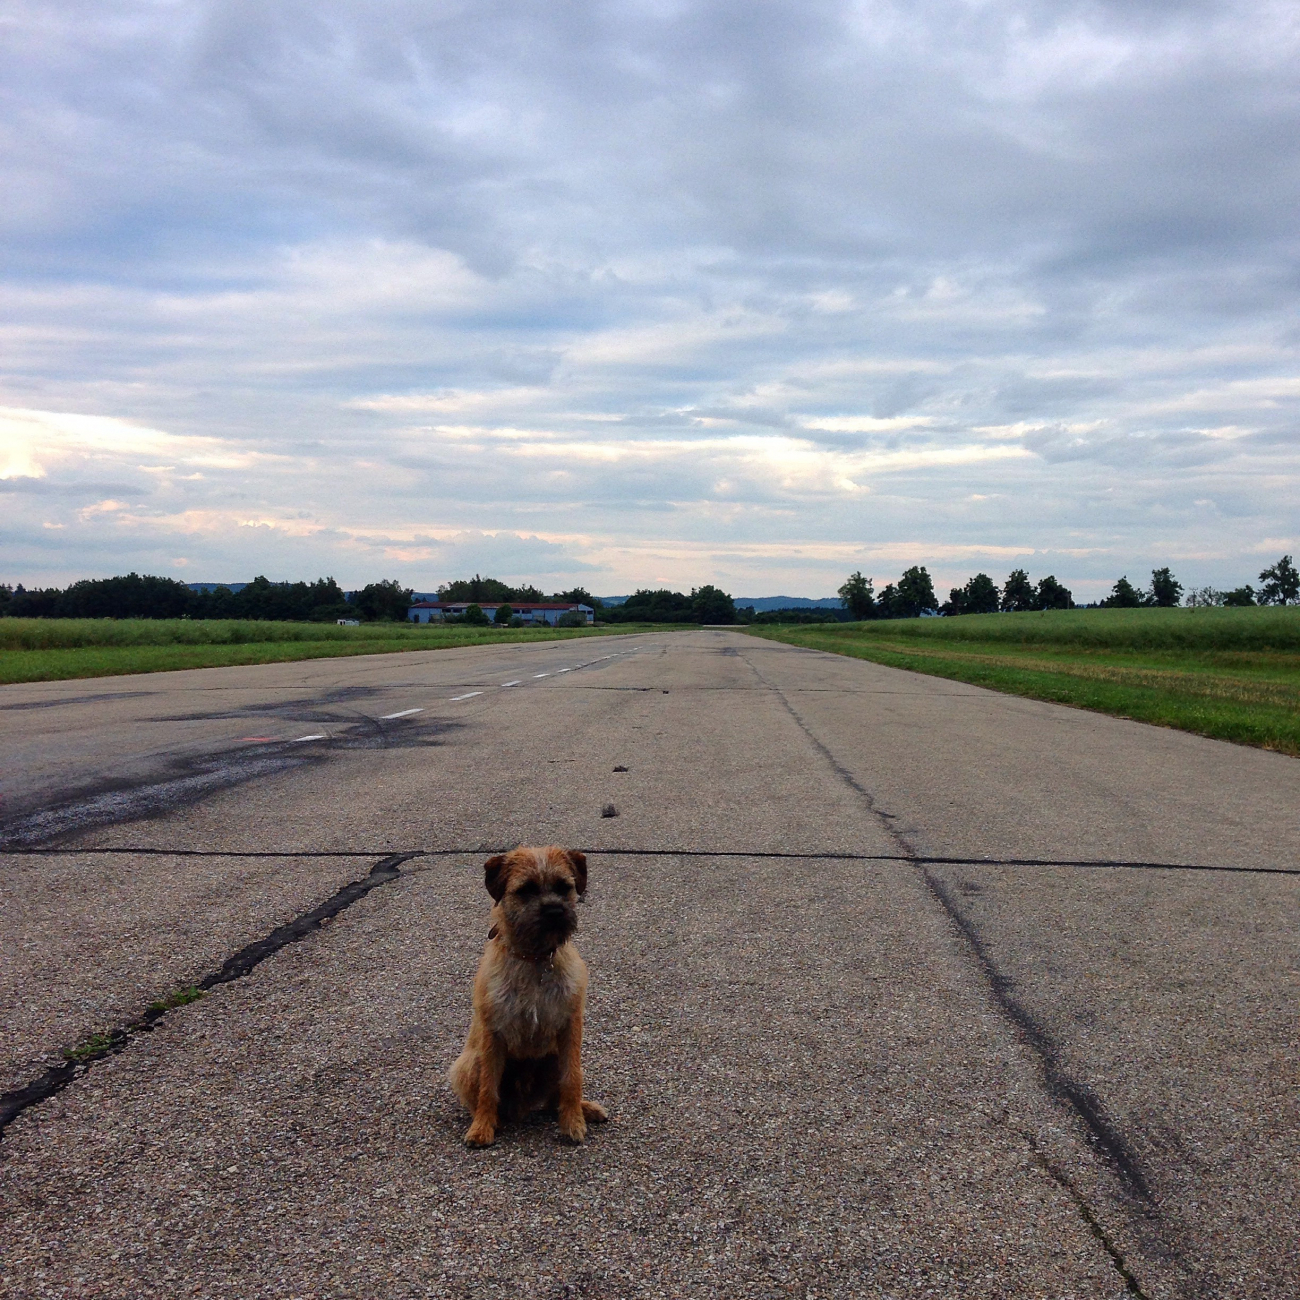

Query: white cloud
[800,416,936,433]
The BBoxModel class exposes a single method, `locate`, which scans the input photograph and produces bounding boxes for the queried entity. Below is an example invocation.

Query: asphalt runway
[1,629,1296,1298]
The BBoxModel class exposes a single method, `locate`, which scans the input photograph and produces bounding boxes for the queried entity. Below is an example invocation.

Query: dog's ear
[566,849,588,895]
[483,854,510,901]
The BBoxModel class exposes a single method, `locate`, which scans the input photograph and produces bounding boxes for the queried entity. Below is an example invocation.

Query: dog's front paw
[557,1108,587,1144]
[465,1119,496,1147]
[581,1100,609,1124]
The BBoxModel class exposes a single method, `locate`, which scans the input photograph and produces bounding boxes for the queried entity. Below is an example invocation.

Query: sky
[2,0,1298,602]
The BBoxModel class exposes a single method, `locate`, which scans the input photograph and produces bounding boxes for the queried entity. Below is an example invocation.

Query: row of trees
[0,569,743,627]
[1099,568,1183,608]
[1099,556,1298,608]
[834,554,1299,619]
[1181,556,1299,608]
[432,576,741,624]
[436,575,603,609]
[0,574,414,622]
[836,567,1073,619]
[6,555,1295,625]
[602,586,738,624]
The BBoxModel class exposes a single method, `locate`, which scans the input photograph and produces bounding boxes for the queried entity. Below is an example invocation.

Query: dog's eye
[515,881,538,897]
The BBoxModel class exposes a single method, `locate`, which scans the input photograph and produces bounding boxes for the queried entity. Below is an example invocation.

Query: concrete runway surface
[1,629,1296,1299]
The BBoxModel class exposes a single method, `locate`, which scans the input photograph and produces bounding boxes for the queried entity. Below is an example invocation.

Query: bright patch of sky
[2,0,1298,600]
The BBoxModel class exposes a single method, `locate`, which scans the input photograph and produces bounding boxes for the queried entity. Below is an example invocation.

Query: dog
[449,846,608,1146]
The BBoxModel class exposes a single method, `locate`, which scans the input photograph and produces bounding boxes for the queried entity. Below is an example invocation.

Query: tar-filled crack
[7,845,1294,875]
[0,852,414,1139]
[922,869,1152,1202]
[739,647,1164,1295]
[990,1111,1152,1300]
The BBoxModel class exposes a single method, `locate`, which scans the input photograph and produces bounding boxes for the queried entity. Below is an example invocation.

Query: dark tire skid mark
[0,716,461,850]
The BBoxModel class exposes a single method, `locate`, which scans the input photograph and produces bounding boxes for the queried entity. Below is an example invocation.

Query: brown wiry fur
[449,846,608,1146]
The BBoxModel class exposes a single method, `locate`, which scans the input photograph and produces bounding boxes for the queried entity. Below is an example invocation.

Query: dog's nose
[541,900,567,918]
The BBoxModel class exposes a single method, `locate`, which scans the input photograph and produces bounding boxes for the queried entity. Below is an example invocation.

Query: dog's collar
[488,924,559,966]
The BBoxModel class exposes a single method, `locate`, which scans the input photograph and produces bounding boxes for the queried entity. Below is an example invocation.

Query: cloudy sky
[3,0,1298,600]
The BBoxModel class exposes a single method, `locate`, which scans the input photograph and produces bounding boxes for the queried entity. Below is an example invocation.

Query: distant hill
[734,596,843,612]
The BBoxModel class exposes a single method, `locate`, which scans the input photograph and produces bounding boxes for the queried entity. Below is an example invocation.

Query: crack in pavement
[986,1108,1153,1300]
[0,852,415,1140]
[921,867,1152,1201]
[736,644,1165,1296]
[6,846,1296,875]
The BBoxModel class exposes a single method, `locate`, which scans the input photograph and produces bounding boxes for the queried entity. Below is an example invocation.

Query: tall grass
[0,618,440,651]
[810,606,1300,652]
[0,619,644,685]
[743,607,1300,755]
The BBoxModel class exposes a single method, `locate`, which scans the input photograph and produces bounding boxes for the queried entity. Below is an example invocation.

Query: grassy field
[0,619,650,685]
[742,606,1300,756]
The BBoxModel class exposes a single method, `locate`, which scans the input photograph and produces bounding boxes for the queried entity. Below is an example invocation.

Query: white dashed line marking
[381,708,423,719]
[292,734,326,743]
[533,673,549,678]
[449,691,483,701]
[502,681,522,687]
[556,668,570,673]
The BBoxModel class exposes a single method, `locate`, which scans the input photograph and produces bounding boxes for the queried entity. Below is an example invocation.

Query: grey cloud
[687,405,794,430]
[1021,425,1228,469]
[0,477,146,499]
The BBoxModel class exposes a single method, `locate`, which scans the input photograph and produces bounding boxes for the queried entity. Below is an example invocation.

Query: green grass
[146,986,206,1016]
[62,1032,118,1063]
[0,619,655,685]
[742,606,1300,756]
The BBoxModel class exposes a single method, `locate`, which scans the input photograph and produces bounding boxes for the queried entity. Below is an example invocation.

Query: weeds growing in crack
[62,1032,118,1063]
[146,986,205,1017]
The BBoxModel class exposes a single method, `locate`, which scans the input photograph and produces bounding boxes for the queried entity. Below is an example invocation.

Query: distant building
[336,618,360,626]
[408,601,594,626]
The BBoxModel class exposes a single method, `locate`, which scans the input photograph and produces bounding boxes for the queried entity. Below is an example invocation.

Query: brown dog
[449,845,608,1146]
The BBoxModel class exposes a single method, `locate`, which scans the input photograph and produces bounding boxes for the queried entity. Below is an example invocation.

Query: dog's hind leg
[538,1058,603,1123]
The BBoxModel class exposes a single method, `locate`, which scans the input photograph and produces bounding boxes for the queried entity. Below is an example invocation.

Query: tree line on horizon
[0,570,738,625]
[436,575,602,608]
[0,574,414,622]
[836,554,1299,619]
[1,556,1295,624]
[835,566,1074,619]
[436,577,739,625]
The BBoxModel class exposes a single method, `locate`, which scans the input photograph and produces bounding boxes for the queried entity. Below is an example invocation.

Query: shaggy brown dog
[449,846,608,1146]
